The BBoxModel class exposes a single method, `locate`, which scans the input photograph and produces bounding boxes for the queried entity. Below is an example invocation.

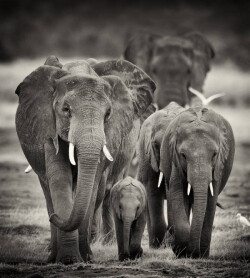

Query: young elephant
[110,176,147,261]
[138,102,235,258]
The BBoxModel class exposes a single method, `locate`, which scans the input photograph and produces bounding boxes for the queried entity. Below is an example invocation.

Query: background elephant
[15,56,155,263]
[138,102,235,258]
[124,31,215,108]
[110,176,146,261]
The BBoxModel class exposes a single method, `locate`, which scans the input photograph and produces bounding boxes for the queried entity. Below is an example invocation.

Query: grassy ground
[0,60,250,277]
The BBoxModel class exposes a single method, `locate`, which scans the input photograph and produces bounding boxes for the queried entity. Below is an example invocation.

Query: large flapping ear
[140,103,157,125]
[93,59,156,118]
[184,31,215,61]
[124,31,160,73]
[15,58,68,147]
[201,109,235,187]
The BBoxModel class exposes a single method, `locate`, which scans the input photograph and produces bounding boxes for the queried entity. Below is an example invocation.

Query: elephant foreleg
[45,140,82,264]
[102,189,115,244]
[147,182,167,248]
[200,193,218,258]
[130,211,146,259]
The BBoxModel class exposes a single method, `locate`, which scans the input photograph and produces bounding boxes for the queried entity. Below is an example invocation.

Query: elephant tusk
[210,182,214,196]
[69,142,76,165]
[24,165,33,173]
[158,172,163,188]
[103,145,113,161]
[187,183,191,196]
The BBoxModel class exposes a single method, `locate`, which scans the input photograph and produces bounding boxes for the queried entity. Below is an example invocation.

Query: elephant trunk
[156,87,188,109]
[123,217,133,259]
[50,126,104,232]
[187,163,211,257]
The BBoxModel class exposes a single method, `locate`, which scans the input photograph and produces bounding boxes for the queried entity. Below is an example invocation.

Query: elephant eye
[151,68,158,75]
[181,153,186,159]
[105,108,112,122]
[62,106,71,118]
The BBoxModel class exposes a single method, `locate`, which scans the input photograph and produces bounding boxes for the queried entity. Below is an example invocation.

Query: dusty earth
[0,100,250,277]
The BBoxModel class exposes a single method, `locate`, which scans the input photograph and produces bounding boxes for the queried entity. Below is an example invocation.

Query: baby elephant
[111,176,147,261]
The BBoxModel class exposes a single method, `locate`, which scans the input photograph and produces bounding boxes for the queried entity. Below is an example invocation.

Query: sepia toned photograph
[0,0,249,277]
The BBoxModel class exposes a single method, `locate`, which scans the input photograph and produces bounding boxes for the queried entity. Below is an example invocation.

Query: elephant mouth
[68,141,113,166]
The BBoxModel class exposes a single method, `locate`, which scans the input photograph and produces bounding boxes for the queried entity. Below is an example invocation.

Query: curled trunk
[50,134,103,232]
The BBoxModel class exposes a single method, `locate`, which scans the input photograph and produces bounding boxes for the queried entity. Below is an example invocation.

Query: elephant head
[111,177,146,258]
[15,56,155,233]
[124,31,214,108]
[159,106,234,257]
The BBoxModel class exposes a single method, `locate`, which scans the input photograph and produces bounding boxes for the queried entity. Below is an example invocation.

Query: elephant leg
[130,211,146,259]
[79,172,105,261]
[102,189,115,244]
[39,178,57,263]
[168,167,190,258]
[45,141,82,264]
[113,214,126,261]
[90,205,102,243]
[146,180,167,248]
[200,194,218,258]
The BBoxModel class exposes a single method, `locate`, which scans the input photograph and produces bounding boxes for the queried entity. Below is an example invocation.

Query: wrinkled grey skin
[110,176,147,261]
[138,102,235,258]
[15,56,155,264]
[124,31,215,108]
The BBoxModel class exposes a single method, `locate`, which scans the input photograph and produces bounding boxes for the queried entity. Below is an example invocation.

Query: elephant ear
[110,180,123,219]
[185,32,215,61]
[93,59,156,118]
[15,59,68,147]
[124,31,161,73]
[201,109,235,188]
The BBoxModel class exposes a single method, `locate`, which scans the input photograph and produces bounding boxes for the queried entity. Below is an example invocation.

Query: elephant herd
[15,31,235,264]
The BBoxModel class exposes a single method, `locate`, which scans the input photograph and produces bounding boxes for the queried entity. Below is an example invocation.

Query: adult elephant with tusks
[138,102,235,258]
[15,56,156,264]
[124,31,215,108]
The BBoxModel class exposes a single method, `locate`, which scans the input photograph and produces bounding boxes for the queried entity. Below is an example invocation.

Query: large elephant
[124,31,215,108]
[15,56,155,263]
[138,102,235,258]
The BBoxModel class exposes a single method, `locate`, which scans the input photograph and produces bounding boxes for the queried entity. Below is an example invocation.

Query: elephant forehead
[178,122,219,142]
[155,36,193,51]
[57,74,110,100]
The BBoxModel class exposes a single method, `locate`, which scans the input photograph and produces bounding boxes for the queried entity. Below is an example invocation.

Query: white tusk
[158,172,163,188]
[210,182,214,196]
[24,165,33,173]
[187,183,191,196]
[69,142,76,165]
[103,145,113,161]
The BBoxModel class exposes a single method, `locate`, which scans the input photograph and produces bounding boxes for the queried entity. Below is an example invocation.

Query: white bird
[189,87,225,106]
[236,213,250,228]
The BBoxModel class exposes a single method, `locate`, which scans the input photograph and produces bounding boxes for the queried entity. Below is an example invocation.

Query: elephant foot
[47,251,57,264]
[56,247,83,264]
[79,243,93,262]
[172,244,188,258]
[200,246,210,258]
[119,253,130,261]
[130,245,143,260]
